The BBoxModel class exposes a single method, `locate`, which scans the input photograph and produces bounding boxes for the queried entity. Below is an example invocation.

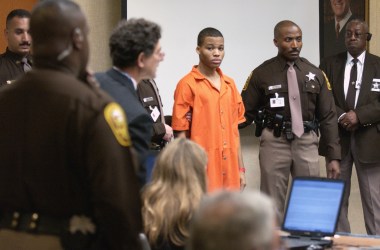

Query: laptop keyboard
[282,236,332,249]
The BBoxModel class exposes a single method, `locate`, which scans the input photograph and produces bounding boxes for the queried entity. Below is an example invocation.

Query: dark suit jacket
[95,69,153,182]
[320,52,380,165]
[323,15,356,59]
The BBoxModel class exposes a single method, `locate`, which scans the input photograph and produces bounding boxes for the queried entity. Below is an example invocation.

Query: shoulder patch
[242,71,253,91]
[321,71,332,90]
[104,102,131,147]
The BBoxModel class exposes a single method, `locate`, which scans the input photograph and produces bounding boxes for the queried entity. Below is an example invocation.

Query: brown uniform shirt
[241,56,341,160]
[137,79,166,144]
[0,69,142,249]
[0,48,31,86]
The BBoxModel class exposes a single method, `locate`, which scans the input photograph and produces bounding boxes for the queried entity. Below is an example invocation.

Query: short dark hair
[109,18,161,68]
[274,20,300,39]
[197,27,223,46]
[6,9,31,28]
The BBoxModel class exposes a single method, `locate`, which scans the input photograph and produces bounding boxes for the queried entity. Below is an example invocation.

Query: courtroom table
[330,233,380,249]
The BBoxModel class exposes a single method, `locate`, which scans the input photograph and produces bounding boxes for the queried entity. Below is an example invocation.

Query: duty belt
[265,119,317,132]
[0,211,96,236]
[150,142,162,151]
[263,113,319,141]
[285,121,318,133]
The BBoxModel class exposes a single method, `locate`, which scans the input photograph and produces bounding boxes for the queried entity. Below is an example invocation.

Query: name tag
[143,97,154,102]
[150,106,160,122]
[371,79,380,92]
[268,84,281,91]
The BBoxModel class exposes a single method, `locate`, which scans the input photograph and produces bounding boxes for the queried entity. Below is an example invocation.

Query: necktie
[346,58,358,110]
[287,62,304,138]
[21,57,32,72]
[336,23,340,39]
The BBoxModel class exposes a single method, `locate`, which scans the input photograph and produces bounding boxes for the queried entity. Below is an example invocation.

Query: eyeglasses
[345,32,368,39]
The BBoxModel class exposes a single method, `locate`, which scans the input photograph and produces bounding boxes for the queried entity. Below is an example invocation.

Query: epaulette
[299,57,320,70]
[256,57,277,69]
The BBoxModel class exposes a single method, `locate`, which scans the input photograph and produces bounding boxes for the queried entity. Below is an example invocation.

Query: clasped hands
[339,110,359,132]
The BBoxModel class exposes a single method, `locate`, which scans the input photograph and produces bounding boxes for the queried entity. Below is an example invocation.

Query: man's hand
[326,159,340,179]
[339,110,359,131]
[240,172,246,192]
[162,124,173,142]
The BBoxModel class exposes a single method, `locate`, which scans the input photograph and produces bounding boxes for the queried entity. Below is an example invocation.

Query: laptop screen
[282,177,345,237]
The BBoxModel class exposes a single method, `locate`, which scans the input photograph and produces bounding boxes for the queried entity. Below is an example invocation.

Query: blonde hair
[142,138,207,247]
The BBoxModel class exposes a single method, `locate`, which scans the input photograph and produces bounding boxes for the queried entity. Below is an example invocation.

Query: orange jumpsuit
[172,66,245,192]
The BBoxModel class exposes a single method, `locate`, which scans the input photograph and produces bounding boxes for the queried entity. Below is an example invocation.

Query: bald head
[30,0,89,74]
[273,20,303,62]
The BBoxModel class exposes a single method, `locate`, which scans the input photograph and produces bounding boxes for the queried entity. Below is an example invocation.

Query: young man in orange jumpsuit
[172,27,246,192]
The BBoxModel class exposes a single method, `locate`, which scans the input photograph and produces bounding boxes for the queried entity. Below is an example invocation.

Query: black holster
[304,120,319,136]
[283,121,294,141]
[272,114,284,137]
[254,109,266,137]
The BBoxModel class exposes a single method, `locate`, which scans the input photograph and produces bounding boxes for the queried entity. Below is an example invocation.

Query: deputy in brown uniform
[240,20,341,221]
[0,9,32,86]
[137,79,173,148]
[0,1,142,249]
[137,79,173,181]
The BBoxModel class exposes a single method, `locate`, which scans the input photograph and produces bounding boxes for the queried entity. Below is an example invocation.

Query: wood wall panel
[369,0,380,56]
[76,0,121,71]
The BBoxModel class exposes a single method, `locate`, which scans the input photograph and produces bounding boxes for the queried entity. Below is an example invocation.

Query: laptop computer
[281,177,345,250]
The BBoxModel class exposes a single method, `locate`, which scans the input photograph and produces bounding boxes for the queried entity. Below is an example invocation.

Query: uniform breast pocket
[264,85,288,109]
[141,96,159,109]
[303,81,320,94]
[264,85,288,96]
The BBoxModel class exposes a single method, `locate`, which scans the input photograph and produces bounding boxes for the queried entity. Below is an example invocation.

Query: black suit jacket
[95,69,153,182]
[320,52,380,165]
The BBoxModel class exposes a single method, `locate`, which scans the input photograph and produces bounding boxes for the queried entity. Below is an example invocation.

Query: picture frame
[121,0,127,19]
[319,0,369,61]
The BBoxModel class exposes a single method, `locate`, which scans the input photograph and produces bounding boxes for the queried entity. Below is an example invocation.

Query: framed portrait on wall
[121,0,127,19]
[319,0,368,61]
